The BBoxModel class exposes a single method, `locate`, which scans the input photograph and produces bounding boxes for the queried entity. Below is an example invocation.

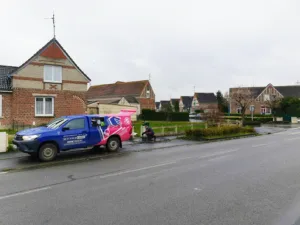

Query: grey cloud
[1,0,300,100]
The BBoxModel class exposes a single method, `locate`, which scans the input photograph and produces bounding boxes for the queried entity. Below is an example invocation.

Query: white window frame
[43,65,62,83]
[146,89,150,98]
[35,97,54,117]
[264,94,270,101]
[237,107,242,114]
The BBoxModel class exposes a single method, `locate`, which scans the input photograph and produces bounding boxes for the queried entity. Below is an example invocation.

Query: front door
[60,118,89,150]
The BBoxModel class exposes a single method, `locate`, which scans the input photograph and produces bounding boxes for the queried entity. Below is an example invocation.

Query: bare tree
[265,94,281,121]
[230,87,255,123]
[201,110,224,127]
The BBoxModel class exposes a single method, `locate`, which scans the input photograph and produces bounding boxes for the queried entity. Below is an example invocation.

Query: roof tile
[87,80,149,99]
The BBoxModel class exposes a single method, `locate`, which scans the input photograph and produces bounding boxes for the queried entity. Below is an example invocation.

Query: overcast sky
[1,0,300,101]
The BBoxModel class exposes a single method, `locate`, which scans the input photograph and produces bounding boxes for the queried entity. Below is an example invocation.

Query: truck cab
[12,110,136,162]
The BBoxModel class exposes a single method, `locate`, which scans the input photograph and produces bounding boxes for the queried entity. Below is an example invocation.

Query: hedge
[242,121,261,126]
[185,126,255,138]
[224,113,273,117]
[141,109,189,121]
[223,116,273,123]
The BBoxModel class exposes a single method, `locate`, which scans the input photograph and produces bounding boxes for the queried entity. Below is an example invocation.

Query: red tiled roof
[87,80,149,100]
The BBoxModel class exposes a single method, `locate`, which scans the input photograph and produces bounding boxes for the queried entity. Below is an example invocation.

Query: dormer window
[44,65,62,83]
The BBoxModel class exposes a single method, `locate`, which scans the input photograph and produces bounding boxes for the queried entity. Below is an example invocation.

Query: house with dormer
[229,83,300,115]
[179,96,193,112]
[0,38,90,127]
[191,93,218,113]
[170,98,180,111]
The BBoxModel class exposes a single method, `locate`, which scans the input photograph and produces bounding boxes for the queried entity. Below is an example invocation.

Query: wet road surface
[1,128,300,224]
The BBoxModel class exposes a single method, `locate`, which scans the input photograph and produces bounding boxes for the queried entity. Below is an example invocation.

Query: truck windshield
[46,118,68,129]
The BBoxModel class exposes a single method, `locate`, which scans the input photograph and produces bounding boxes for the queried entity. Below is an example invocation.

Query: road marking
[0,172,7,175]
[92,149,241,180]
[0,187,51,201]
[252,144,268,148]
[290,132,300,135]
[194,188,202,191]
[173,148,240,163]
[94,161,177,179]
[285,137,300,141]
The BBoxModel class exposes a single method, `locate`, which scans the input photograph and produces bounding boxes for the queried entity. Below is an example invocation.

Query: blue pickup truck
[12,112,135,162]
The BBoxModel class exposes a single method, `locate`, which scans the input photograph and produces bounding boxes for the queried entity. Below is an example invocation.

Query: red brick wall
[230,101,264,114]
[11,88,87,125]
[192,103,218,112]
[0,93,13,126]
[138,98,156,110]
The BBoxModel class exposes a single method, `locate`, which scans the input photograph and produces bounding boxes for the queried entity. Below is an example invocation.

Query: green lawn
[133,121,205,136]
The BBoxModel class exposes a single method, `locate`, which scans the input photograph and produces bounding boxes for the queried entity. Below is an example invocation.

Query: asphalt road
[1,128,300,224]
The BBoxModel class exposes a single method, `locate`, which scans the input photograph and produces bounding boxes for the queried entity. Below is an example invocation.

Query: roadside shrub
[225,113,273,117]
[141,109,189,121]
[223,116,273,123]
[6,144,15,152]
[169,112,189,121]
[0,129,17,135]
[185,126,255,139]
[243,121,261,126]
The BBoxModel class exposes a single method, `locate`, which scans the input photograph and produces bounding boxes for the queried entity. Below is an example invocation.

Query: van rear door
[88,116,102,146]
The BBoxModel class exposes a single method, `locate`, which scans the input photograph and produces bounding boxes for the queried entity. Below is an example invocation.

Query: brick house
[179,96,193,112]
[0,38,90,127]
[191,93,218,113]
[86,80,156,114]
[229,83,300,115]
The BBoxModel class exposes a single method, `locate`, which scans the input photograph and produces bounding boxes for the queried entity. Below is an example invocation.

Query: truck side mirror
[62,127,70,131]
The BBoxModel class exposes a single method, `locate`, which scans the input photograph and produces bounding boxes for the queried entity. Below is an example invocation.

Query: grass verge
[133,121,204,136]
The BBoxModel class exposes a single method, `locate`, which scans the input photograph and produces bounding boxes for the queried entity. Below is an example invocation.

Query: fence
[12,121,35,131]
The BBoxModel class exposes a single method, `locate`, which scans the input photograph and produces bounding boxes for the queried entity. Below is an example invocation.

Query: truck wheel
[107,137,120,152]
[38,143,58,162]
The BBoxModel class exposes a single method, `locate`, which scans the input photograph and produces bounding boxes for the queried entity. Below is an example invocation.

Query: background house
[0,38,90,127]
[87,101,137,121]
[191,93,218,113]
[158,100,171,112]
[170,98,180,111]
[179,96,193,112]
[155,102,160,112]
[229,83,300,115]
[87,80,155,115]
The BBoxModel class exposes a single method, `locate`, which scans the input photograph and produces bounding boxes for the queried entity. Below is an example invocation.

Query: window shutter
[0,95,2,117]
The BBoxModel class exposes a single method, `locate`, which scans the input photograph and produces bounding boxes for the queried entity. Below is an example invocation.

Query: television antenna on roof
[45,12,56,38]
